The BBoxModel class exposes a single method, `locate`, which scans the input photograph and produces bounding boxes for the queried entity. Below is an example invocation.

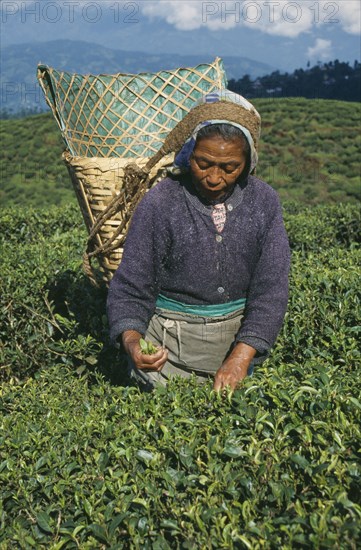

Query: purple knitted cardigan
[107,174,291,356]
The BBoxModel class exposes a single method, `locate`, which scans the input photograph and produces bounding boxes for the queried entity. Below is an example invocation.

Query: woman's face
[190,135,247,201]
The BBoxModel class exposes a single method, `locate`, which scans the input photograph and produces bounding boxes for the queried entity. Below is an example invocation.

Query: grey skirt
[128,307,255,390]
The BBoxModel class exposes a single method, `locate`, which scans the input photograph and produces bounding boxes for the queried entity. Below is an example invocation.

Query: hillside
[1,98,360,208]
[1,93,360,547]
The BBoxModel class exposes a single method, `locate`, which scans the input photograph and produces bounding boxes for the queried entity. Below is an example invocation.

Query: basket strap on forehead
[162,101,261,155]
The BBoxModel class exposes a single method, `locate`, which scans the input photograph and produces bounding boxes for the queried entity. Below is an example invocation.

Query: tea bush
[1,202,360,548]
[1,367,360,549]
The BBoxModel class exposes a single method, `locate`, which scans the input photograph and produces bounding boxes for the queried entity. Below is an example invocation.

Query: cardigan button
[227,204,233,211]
[216,235,222,242]
[217,287,225,294]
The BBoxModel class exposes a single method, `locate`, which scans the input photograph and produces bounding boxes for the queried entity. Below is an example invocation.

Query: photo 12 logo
[1,1,140,24]
[2,81,41,106]
[202,2,340,25]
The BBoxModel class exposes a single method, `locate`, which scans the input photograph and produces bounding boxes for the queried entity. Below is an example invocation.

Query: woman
[107,90,290,391]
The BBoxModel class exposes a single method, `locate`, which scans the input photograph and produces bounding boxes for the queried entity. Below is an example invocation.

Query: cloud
[141,0,313,35]
[141,0,361,37]
[337,1,361,34]
[142,1,203,31]
[307,38,333,60]
[1,1,360,38]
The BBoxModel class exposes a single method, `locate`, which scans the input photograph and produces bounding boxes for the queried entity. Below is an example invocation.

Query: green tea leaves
[139,338,158,355]
[1,202,360,547]
[36,512,52,534]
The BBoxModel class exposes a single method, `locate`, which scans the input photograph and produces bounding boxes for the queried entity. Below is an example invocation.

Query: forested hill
[228,60,361,102]
[1,98,360,208]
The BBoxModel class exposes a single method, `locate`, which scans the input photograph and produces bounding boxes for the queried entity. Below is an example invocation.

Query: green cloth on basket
[37,59,227,158]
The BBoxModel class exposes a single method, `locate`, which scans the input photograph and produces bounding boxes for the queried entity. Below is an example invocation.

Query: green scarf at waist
[156,294,246,317]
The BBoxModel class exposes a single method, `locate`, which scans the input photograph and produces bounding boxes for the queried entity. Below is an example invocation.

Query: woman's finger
[213,371,239,392]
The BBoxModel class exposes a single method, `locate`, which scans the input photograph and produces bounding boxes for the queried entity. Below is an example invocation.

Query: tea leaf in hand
[139,338,158,355]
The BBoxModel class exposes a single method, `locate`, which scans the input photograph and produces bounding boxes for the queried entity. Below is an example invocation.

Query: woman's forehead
[194,135,246,159]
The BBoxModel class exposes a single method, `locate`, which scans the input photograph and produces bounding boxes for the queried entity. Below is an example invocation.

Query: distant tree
[228,60,361,102]
[228,75,253,97]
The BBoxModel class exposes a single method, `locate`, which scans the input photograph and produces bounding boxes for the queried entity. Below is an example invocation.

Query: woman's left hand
[213,342,256,392]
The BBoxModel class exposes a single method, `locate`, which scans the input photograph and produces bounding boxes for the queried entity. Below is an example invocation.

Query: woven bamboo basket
[37,58,227,284]
[63,151,174,284]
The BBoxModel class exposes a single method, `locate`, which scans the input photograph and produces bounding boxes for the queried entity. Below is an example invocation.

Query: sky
[1,0,360,71]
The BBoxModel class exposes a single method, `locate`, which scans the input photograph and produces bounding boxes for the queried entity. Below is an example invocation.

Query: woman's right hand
[122,330,168,372]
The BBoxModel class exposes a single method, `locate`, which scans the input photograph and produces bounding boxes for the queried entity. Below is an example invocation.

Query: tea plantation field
[1,202,360,548]
[1,98,360,208]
